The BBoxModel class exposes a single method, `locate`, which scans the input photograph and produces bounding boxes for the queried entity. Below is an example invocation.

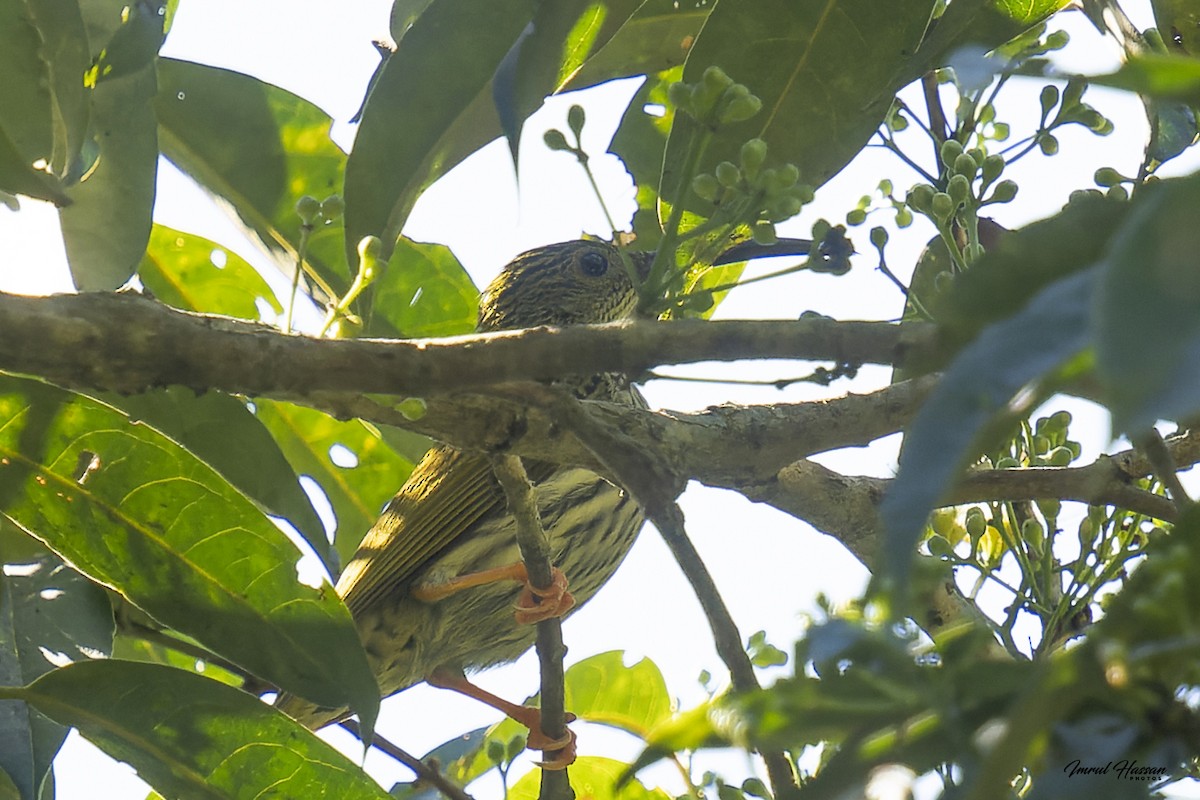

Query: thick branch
[0,291,933,397]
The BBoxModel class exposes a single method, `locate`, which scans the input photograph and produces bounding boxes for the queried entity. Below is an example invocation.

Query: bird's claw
[514,567,575,624]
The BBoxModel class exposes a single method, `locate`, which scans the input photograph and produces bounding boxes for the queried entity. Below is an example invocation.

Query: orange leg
[411,562,575,624]
[427,668,577,769]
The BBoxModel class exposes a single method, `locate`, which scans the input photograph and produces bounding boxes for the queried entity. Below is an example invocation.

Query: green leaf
[23,0,91,179]
[138,224,283,319]
[0,374,379,731]
[917,0,1070,74]
[564,651,672,735]
[155,59,349,296]
[565,1,708,92]
[343,0,537,264]
[0,1,55,170]
[252,400,417,568]
[59,64,157,290]
[363,236,479,338]
[492,0,643,163]
[510,756,671,800]
[100,388,330,572]
[1091,53,1200,106]
[1093,174,1200,434]
[879,269,1095,594]
[0,661,392,800]
[0,520,112,800]
[0,126,70,206]
[0,768,18,800]
[661,0,934,210]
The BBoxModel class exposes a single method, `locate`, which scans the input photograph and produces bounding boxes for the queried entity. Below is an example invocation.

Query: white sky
[2,1,1199,798]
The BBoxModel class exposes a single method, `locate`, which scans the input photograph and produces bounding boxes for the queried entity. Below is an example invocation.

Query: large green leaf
[914,0,1070,80]
[510,756,670,800]
[155,59,349,297]
[0,374,378,730]
[0,520,111,800]
[342,0,537,264]
[661,0,934,210]
[0,1,55,170]
[105,388,330,571]
[22,0,91,180]
[1093,174,1200,434]
[492,0,643,162]
[58,64,158,290]
[251,400,419,569]
[0,661,391,800]
[0,126,69,206]
[139,223,283,320]
[564,0,708,92]
[610,68,682,248]
[363,236,479,338]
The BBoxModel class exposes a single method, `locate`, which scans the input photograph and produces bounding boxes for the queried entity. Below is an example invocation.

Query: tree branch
[491,455,573,800]
[0,291,933,398]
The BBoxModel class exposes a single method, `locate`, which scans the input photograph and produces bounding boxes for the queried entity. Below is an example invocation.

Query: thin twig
[530,386,800,799]
[492,454,574,800]
[339,719,474,800]
[1136,430,1193,510]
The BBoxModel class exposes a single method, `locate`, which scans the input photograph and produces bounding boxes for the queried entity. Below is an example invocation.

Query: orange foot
[514,565,575,624]
[428,668,578,769]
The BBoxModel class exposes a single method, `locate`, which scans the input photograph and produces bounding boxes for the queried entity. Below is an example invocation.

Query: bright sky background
[2,1,1200,798]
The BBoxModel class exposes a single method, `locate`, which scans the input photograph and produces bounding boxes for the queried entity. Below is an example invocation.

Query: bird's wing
[336,445,554,617]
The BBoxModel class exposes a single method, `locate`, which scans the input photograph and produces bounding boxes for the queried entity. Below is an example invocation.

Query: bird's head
[478,240,653,331]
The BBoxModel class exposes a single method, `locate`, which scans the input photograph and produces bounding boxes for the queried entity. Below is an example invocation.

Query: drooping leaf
[565,0,707,92]
[661,0,934,213]
[0,1,55,172]
[1091,53,1200,107]
[59,64,158,290]
[362,236,479,338]
[0,374,379,732]
[22,0,91,180]
[1093,173,1200,434]
[102,388,330,571]
[0,126,69,206]
[343,0,538,264]
[0,520,112,800]
[251,399,418,569]
[563,651,672,735]
[0,661,392,800]
[155,59,348,297]
[916,0,1070,77]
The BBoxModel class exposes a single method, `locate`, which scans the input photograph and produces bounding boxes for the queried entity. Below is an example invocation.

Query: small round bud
[1107,185,1128,201]
[794,184,815,204]
[356,235,383,282]
[906,183,935,213]
[931,191,956,221]
[947,173,972,205]
[1047,446,1073,466]
[965,507,986,539]
[810,218,831,242]
[319,194,344,221]
[567,104,586,139]
[869,226,888,249]
[720,91,762,123]
[543,129,572,152]
[396,397,427,421]
[740,138,768,178]
[1062,77,1086,109]
[295,195,320,225]
[895,207,913,227]
[769,195,803,222]
[702,65,734,94]
[981,155,1005,185]
[939,139,964,168]
[953,152,978,178]
[692,173,720,202]
[715,160,741,188]
[988,179,1018,204]
[845,208,868,226]
[752,222,777,245]
[1094,167,1122,187]
[778,163,800,188]
[667,81,693,112]
[1045,30,1069,50]
[1039,85,1059,117]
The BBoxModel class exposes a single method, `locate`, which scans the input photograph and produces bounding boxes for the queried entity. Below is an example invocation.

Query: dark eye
[580,251,608,277]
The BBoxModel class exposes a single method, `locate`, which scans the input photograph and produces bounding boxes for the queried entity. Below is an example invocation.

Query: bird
[276,239,653,764]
